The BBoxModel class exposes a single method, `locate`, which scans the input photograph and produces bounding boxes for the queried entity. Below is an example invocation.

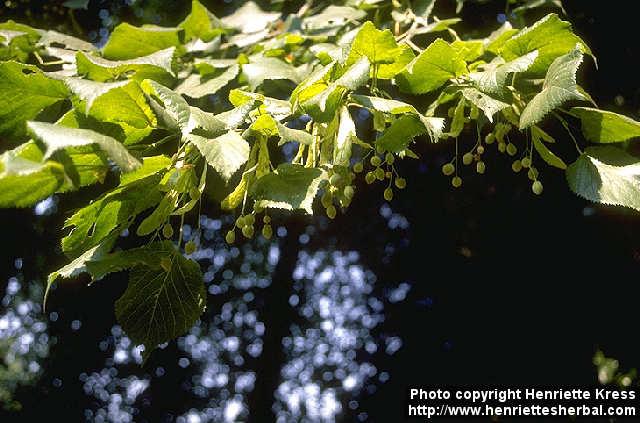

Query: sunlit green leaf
[500,14,591,74]
[0,143,67,207]
[62,174,163,257]
[66,78,157,131]
[571,107,640,143]
[242,57,306,90]
[175,64,239,98]
[0,62,68,142]
[566,146,640,211]
[188,131,249,182]
[27,121,140,172]
[519,46,584,129]
[484,22,518,54]
[76,48,176,84]
[302,5,366,34]
[376,115,427,153]
[142,79,191,134]
[396,38,467,94]
[251,163,326,214]
[346,21,414,79]
[471,50,538,94]
[102,23,181,60]
[460,88,509,122]
[179,0,226,42]
[221,1,280,34]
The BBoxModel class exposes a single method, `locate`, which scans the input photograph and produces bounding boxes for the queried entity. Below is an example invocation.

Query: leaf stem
[554,112,583,154]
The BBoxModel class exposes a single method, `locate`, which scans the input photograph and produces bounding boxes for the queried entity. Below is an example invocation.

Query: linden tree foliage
[2,0,640,361]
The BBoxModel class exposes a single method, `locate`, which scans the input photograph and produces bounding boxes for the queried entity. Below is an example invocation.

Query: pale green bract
[1,0,638,362]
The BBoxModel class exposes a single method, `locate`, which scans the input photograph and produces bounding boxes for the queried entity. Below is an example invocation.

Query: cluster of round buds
[441,162,461,187]
[322,168,356,219]
[462,144,486,175]
[486,122,514,155]
[356,151,406,201]
[511,155,543,195]
[225,211,273,244]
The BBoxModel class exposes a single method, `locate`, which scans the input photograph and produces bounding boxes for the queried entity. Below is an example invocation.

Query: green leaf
[244,113,313,146]
[346,21,414,79]
[451,40,484,62]
[377,44,415,79]
[295,57,370,122]
[533,135,566,169]
[500,14,591,75]
[120,155,170,185]
[66,78,157,130]
[0,61,69,142]
[570,107,640,143]
[102,23,181,60]
[484,22,519,54]
[0,29,27,45]
[220,1,280,34]
[230,89,291,121]
[188,131,249,182]
[175,64,239,98]
[396,38,467,94]
[136,166,197,236]
[251,163,326,214]
[302,6,366,34]
[242,57,305,90]
[566,146,640,211]
[45,237,116,309]
[179,0,226,42]
[519,46,584,129]
[142,79,191,134]
[86,240,177,280]
[460,88,509,122]
[38,30,95,51]
[376,115,427,153]
[414,18,461,35]
[188,106,227,137]
[115,244,205,361]
[136,190,180,236]
[76,48,176,84]
[0,22,37,61]
[351,94,417,114]
[215,101,257,130]
[350,94,444,141]
[0,143,67,207]
[470,50,538,94]
[195,58,237,75]
[62,174,163,257]
[276,122,314,146]
[27,121,141,172]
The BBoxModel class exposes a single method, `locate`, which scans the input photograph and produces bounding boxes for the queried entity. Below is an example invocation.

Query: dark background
[1,0,639,421]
